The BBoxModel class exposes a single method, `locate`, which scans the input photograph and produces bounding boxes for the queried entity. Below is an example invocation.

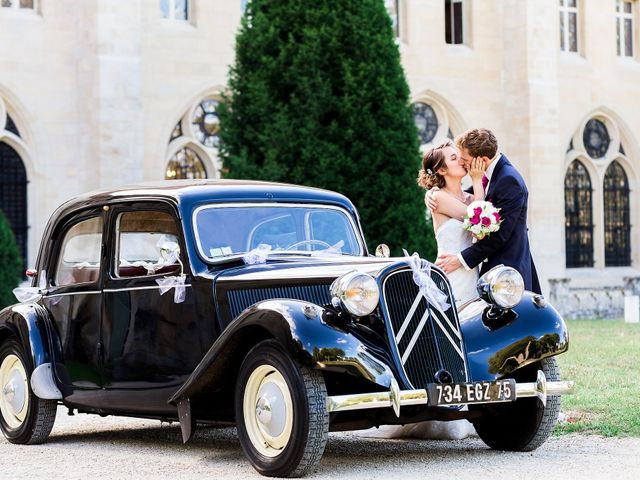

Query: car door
[41,209,105,405]
[101,203,202,413]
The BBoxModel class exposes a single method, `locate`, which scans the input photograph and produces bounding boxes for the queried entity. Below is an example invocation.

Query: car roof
[50,179,359,224]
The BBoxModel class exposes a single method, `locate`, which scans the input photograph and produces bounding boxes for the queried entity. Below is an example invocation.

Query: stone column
[501,0,564,295]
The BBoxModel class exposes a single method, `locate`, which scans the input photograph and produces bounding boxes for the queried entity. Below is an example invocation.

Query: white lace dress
[436,218,479,307]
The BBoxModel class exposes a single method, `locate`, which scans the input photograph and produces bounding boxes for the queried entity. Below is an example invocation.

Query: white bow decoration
[402,249,450,312]
[156,274,187,303]
[243,244,272,265]
[13,270,47,303]
[155,238,186,303]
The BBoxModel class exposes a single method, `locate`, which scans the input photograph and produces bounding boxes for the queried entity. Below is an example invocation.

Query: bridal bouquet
[462,201,502,240]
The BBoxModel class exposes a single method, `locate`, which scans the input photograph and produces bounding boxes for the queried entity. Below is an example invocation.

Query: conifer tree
[219,0,436,258]
[0,210,22,309]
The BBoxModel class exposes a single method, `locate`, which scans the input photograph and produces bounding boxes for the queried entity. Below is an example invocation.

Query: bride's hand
[468,157,485,181]
[425,187,440,213]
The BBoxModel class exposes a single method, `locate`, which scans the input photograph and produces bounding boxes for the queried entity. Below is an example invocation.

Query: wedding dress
[435,218,479,307]
[356,218,478,440]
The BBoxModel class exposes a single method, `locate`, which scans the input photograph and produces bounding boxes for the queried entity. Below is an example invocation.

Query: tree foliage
[219,0,436,259]
[0,210,22,309]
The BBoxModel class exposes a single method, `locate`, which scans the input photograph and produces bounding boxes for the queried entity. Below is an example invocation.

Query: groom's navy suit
[461,154,541,294]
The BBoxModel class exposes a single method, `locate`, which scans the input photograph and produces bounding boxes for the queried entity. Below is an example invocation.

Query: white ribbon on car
[402,249,450,312]
[154,238,186,304]
[13,270,48,303]
[157,274,187,303]
[243,243,273,265]
[311,240,344,257]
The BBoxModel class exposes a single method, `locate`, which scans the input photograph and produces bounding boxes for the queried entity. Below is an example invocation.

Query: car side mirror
[375,244,390,258]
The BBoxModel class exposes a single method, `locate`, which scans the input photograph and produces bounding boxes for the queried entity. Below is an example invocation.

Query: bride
[361,140,485,441]
[418,139,486,307]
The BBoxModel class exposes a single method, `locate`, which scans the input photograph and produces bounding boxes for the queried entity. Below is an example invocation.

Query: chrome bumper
[326,371,575,417]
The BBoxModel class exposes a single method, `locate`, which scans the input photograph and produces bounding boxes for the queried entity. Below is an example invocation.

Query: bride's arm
[431,191,468,220]
[468,157,486,201]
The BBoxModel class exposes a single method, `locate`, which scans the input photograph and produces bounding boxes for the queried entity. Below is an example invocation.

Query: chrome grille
[382,269,468,389]
[226,284,332,319]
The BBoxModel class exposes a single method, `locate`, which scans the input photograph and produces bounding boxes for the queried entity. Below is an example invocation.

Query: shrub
[219,0,437,259]
[0,209,22,309]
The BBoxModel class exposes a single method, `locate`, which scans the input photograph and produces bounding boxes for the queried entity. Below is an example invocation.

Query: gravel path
[1,406,639,480]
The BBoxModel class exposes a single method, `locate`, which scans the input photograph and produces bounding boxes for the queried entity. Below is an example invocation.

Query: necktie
[482,175,489,191]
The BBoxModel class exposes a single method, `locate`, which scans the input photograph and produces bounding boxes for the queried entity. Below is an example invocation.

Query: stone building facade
[1,0,638,317]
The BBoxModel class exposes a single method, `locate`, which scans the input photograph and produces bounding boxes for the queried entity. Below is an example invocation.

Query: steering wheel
[286,239,332,251]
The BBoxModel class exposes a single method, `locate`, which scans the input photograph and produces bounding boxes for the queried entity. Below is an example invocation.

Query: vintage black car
[0,180,573,477]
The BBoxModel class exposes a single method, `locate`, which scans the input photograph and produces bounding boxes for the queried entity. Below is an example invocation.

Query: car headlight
[330,271,380,316]
[477,266,524,309]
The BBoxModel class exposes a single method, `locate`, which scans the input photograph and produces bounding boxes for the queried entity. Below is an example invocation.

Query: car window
[249,214,297,251]
[194,205,362,260]
[308,210,359,254]
[116,210,181,278]
[54,216,103,286]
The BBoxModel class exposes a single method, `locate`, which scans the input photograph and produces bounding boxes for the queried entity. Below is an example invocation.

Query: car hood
[214,255,407,285]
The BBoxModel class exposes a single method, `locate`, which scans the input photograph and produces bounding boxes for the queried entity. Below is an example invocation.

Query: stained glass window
[0,142,28,270]
[165,147,207,180]
[564,160,593,268]
[191,99,220,149]
[412,102,439,145]
[604,161,631,266]
[583,119,610,159]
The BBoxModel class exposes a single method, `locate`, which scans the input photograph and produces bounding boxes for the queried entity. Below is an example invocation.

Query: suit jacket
[461,154,541,294]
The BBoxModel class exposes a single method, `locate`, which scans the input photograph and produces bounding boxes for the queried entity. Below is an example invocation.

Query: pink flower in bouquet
[462,200,503,241]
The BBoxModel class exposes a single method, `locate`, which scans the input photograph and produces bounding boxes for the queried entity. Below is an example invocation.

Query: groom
[431,128,541,294]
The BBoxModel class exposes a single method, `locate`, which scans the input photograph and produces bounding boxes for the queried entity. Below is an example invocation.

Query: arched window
[166,94,222,179]
[604,161,631,266]
[412,102,439,145]
[0,142,28,269]
[564,160,593,268]
[165,147,207,180]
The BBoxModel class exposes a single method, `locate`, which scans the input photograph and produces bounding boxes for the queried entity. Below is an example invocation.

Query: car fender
[459,292,569,382]
[0,303,63,399]
[169,299,395,442]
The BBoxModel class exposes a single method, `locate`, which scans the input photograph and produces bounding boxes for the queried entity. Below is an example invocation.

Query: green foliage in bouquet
[218,0,437,259]
[0,210,22,309]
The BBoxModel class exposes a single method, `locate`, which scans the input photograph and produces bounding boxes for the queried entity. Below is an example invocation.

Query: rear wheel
[0,338,57,444]
[471,357,561,451]
[235,340,329,477]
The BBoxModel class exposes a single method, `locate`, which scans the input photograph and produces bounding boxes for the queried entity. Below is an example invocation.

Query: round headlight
[330,271,380,316]
[477,266,524,309]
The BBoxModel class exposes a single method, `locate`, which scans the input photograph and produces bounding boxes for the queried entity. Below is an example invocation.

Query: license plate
[427,379,516,406]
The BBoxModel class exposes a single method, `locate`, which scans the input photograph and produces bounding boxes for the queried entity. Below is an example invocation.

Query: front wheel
[0,338,57,444]
[471,356,561,452]
[235,340,329,477]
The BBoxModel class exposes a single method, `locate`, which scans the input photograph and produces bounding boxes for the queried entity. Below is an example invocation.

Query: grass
[555,319,640,437]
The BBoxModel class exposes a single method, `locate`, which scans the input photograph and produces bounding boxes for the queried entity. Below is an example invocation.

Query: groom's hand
[435,254,461,274]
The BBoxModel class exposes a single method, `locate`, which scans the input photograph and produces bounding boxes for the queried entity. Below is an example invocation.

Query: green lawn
[555,319,640,437]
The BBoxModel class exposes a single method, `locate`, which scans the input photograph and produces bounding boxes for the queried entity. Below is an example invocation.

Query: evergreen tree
[0,210,22,309]
[219,0,436,259]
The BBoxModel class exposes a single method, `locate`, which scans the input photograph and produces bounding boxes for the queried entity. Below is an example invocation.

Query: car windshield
[193,204,363,261]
